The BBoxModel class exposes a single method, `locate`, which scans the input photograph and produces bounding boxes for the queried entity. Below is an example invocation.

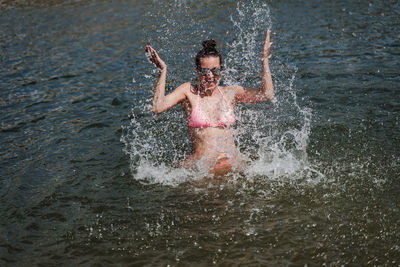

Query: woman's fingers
[266,30,270,44]
[262,30,272,58]
[264,30,271,49]
[146,45,158,62]
[145,45,166,69]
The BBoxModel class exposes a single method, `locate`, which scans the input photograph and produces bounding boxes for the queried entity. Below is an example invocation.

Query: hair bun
[202,40,217,50]
[195,39,221,68]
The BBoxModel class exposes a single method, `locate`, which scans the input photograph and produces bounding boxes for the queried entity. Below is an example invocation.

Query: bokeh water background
[1,0,399,265]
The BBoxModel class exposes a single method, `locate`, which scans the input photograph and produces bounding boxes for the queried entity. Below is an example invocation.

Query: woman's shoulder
[176,82,194,91]
[220,85,245,95]
[173,82,194,95]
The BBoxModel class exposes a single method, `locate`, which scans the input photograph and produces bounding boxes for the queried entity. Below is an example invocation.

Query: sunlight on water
[122,0,323,186]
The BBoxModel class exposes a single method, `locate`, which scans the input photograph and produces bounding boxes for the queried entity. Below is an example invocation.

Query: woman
[145,30,273,175]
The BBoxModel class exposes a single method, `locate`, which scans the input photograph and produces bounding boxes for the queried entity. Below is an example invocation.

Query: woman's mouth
[203,79,217,87]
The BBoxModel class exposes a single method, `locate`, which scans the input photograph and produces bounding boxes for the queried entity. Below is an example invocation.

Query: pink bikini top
[188,86,236,128]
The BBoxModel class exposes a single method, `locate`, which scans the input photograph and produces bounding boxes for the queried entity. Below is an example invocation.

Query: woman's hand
[145,45,167,71]
[262,30,273,60]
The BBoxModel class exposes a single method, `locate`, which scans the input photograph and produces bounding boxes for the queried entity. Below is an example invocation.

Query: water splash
[122,0,321,186]
[224,0,272,86]
[225,1,319,182]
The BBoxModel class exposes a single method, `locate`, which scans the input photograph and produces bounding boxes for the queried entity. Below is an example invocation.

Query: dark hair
[195,39,222,69]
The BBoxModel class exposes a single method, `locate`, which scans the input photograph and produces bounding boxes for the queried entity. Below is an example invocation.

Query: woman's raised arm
[145,45,187,113]
[234,30,274,103]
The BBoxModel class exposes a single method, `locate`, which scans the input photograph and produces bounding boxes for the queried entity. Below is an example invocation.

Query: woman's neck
[198,84,217,97]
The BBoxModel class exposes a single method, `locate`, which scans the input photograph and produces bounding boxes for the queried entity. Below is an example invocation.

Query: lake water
[1,0,399,265]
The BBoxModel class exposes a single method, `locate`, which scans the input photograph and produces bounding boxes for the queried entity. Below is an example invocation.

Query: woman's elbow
[257,91,274,102]
[152,103,168,113]
[152,107,163,114]
[268,92,274,101]
[152,104,161,113]
[264,87,274,101]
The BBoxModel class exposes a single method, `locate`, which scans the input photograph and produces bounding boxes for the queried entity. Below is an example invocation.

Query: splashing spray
[122,0,322,186]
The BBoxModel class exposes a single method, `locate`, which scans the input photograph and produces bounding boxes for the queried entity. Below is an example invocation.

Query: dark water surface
[1,0,399,265]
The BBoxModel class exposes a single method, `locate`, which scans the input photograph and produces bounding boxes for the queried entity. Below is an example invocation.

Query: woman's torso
[182,84,240,162]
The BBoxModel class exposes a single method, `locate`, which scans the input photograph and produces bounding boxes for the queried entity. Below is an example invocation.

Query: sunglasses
[197,67,222,76]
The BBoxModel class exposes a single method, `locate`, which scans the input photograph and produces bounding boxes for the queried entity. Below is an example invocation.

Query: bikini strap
[217,86,230,106]
[192,84,200,108]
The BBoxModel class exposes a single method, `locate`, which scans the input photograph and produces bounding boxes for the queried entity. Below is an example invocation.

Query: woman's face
[197,56,221,91]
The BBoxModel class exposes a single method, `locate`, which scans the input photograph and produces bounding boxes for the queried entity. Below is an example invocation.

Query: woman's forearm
[261,58,274,100]
[152,68,167,113]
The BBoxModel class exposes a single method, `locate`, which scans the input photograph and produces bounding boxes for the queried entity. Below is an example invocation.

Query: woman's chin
[203,81,217,90]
